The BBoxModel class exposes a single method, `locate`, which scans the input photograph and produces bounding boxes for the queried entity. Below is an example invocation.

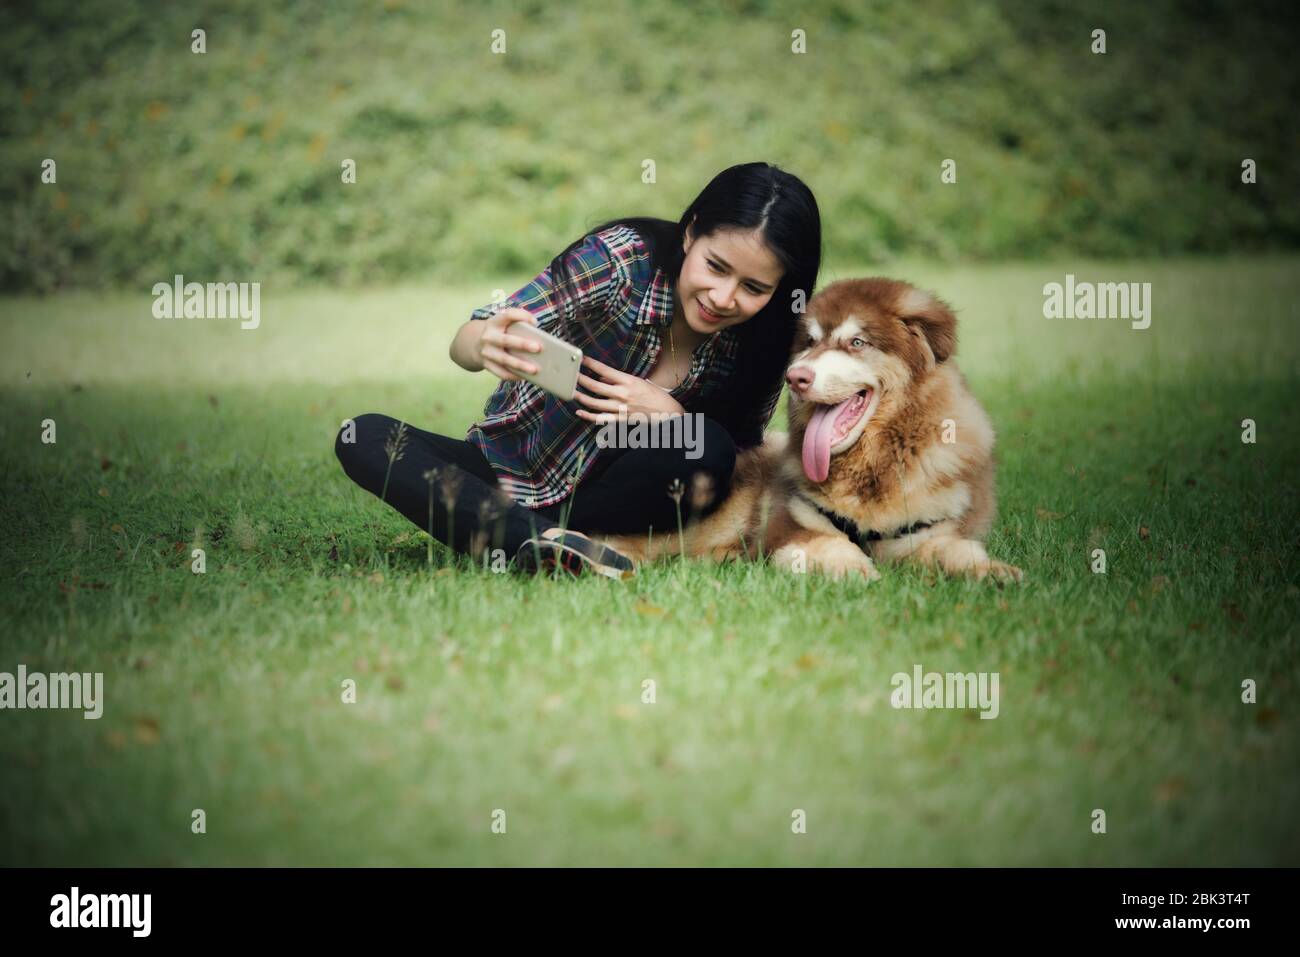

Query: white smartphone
[506,321,583,401]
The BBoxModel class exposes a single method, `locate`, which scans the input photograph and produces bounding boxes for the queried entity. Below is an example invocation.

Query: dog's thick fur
[594,278,1022,583]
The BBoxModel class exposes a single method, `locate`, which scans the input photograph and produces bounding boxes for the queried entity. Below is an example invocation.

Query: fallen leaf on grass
[1254,707,1280,729]
[652,817,682,839]
[634,600,665,617]
[133,716,161,745]
[1154,776,1187,803]
[58,578,110,593]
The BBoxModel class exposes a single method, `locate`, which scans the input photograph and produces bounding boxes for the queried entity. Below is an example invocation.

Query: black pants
[334,412,736,560]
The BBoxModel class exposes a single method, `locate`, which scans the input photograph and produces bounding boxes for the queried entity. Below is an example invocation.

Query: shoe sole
[515,537,635,580]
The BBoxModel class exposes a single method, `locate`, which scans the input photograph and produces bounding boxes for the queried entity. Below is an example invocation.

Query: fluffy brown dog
[595,278,1023,583]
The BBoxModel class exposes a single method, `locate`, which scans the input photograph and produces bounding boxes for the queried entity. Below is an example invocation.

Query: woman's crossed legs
[334,412,736,570]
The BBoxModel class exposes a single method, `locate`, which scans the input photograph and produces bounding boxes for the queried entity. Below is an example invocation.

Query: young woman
[335,162,821,577]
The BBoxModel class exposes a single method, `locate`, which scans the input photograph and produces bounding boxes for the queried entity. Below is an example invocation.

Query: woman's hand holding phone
[475,307,543,382]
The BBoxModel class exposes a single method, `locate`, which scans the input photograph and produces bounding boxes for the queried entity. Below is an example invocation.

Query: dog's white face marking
[789,344,886,462]
[801,350,876,402]
[830,316,864,345]
[794,316,874,398]
[790,310,922,466]
[792,338,912,405]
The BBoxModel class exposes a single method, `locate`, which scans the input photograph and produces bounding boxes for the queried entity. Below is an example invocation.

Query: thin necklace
[668,322,684,386]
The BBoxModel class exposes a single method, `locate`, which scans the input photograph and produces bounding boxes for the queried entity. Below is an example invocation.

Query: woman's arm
[449,318,488,372]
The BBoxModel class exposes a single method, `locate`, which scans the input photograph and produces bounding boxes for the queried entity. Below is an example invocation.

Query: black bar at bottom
[0,867,1288,943]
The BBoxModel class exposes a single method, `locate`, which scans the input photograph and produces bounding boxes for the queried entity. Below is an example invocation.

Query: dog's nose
[786,366,815,393]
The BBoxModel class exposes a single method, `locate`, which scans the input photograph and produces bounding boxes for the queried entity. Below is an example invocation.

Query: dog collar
[800,493,935,545]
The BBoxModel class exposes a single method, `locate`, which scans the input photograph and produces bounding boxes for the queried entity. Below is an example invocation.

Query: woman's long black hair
[545,162,822,448]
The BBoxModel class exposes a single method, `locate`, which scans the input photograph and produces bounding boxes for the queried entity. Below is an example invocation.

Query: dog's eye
[850,337,867,348]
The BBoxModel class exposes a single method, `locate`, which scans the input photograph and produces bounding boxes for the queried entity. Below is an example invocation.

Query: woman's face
[676,223,785,336]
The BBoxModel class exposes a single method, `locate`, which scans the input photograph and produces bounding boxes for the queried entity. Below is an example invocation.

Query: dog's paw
[818,559,881,582]
[972,560,1023,584]
[855,559,882,583]
[811,560,880,583]
[821,551,881,583]
[778,538,881,582]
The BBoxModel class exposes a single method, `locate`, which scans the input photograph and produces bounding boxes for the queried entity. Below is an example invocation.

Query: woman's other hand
[573,355,686,423]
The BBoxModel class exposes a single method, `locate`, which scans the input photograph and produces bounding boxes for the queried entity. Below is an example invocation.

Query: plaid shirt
[465,225,782,509]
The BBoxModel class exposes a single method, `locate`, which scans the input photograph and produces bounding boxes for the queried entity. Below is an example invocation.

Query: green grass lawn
[1,256,1297,866]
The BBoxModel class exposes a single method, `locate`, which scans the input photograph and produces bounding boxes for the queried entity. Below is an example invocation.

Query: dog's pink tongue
[802,398,850,483]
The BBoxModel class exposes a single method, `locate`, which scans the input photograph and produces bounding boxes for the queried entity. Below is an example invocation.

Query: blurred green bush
[2,0,1296,291]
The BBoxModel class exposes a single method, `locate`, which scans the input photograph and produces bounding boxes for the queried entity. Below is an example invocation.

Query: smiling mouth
[801,388,873,483]
[697,300,731,322]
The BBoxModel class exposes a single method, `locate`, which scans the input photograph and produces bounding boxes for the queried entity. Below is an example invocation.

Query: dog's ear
[898,286,956,365]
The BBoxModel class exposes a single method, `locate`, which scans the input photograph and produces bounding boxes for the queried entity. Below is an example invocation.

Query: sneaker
[513,530,636,580]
